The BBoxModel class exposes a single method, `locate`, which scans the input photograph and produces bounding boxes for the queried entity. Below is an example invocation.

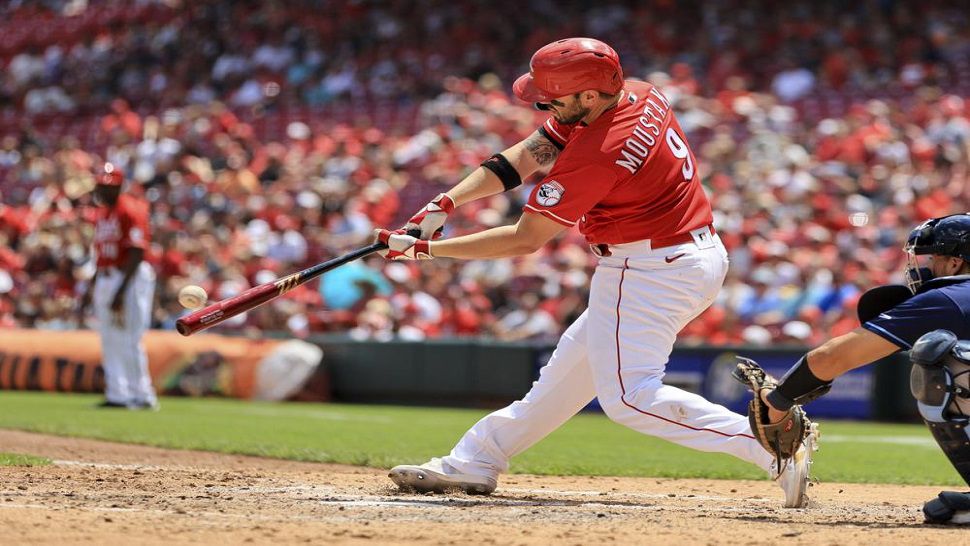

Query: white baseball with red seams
[438,80,776,480]
[178,285,208,310]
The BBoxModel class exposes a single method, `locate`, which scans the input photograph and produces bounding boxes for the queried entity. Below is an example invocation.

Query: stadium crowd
[0,0,969,346]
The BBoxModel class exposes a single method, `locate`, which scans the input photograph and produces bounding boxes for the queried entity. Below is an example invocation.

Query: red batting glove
[404,193,455,240]
[375,229,434,260]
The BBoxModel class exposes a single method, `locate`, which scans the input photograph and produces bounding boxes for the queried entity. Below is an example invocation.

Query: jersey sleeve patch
[535,180,565,206]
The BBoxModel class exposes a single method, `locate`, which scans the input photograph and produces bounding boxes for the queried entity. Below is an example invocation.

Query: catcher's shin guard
[910,330,970,486]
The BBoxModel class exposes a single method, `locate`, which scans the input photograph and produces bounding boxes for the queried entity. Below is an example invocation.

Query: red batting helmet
[99,163,123,186]
[513,37,624,103]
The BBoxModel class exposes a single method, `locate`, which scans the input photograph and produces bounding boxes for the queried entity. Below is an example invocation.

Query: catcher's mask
[903,213,970,293]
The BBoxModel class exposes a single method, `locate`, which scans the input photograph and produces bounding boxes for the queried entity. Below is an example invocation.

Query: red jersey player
[79,163,158,410]
[378,38,817,508]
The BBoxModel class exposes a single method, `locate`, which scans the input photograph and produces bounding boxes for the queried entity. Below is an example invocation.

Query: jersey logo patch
[536,181,565,207]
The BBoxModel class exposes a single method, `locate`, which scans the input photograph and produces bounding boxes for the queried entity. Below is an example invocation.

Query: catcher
[738,213,970,524]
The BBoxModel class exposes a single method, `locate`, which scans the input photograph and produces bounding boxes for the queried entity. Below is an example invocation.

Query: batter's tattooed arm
[525,132,559,166]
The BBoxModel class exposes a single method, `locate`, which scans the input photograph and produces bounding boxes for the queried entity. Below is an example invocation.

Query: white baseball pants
[93,261,157,406]
[443,232,775,478]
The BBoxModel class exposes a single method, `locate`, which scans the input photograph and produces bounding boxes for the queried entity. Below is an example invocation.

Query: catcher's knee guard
[909,330,970,486]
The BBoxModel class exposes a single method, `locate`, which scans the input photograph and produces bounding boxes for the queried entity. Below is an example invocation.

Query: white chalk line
[821,435,938,448]
[47,460,781,504]
[54,460,166,470]
[29,461,782,509]
[0,501,340,521]
[200,405,394,423]
[0,495,765,518]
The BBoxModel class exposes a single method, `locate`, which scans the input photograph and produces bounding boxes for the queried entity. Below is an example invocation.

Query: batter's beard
[555,106,590,125]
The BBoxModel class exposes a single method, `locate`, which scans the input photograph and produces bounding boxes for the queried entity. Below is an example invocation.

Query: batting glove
[375,229,433,260]
[404,193,455,240]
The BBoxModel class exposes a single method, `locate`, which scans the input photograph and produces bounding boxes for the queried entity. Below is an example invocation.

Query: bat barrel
[175,283,280,336]
[175,241,388,337]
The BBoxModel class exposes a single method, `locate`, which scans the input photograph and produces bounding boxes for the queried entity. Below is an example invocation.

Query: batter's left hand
[374,229,433,260]
[403,193,455,240]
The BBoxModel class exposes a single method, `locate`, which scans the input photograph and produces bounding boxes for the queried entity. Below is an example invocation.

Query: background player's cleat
[388,458,497,495]
[130,400,160,411]
[772,422,819,508]
[95,400,129,409]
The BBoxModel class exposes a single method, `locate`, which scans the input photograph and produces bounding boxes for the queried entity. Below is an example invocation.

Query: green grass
[0,391,962,485]
[0,452,51,467]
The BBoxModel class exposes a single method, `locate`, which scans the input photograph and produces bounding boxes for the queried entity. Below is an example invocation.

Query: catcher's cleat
[388,458,497,495]
[772,421,819,508]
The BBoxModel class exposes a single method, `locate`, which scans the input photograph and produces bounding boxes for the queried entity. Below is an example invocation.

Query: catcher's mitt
[732,357,811,474]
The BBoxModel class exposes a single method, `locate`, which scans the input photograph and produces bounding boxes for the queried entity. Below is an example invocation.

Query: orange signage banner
[0,329,289,399]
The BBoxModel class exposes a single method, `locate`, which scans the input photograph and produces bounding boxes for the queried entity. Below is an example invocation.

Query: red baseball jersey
[524,80,713,245]
[94,195,150,268]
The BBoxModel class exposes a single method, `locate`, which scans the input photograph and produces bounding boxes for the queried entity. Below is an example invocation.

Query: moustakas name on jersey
[523,80,712,246]
[94,194,150,268]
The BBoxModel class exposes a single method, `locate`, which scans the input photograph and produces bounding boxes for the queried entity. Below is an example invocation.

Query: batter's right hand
[374,229,433,260]
[403,193,455,240]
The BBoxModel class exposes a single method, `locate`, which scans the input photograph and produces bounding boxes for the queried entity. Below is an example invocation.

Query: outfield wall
[0,329,917,421]
[309,335,918,422]
[0,329,324,401]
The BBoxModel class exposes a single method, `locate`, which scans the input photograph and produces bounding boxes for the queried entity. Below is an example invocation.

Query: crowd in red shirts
[0,0,968,345]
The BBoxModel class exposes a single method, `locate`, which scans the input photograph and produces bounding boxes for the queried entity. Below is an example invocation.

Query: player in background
[752,213,970,524]
[78,163,158,410]
[375,38,818,507]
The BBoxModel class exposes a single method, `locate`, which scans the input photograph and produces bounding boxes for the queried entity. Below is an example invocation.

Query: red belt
[591,225,715,257]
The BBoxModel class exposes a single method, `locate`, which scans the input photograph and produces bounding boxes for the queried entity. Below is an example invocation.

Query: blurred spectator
[320,260,392,311]
[0,0,968,346]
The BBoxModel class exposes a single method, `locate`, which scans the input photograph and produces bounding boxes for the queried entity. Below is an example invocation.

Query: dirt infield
[0,430,965,545]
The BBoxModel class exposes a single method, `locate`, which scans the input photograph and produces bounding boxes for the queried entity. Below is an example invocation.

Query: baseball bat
[176,241,387,336]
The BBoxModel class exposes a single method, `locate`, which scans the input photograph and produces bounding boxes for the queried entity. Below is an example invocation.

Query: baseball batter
[376,38,817,507]
[79,164,158,410]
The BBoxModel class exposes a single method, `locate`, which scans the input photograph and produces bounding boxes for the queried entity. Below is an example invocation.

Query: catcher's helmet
[513,37,623,103]
[906,214,970,261]
[904,213,970,292]
[99,162,124,186]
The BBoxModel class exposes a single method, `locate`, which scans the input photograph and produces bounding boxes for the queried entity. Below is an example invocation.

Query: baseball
[848,212,869,227]
[178,285,208,310]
